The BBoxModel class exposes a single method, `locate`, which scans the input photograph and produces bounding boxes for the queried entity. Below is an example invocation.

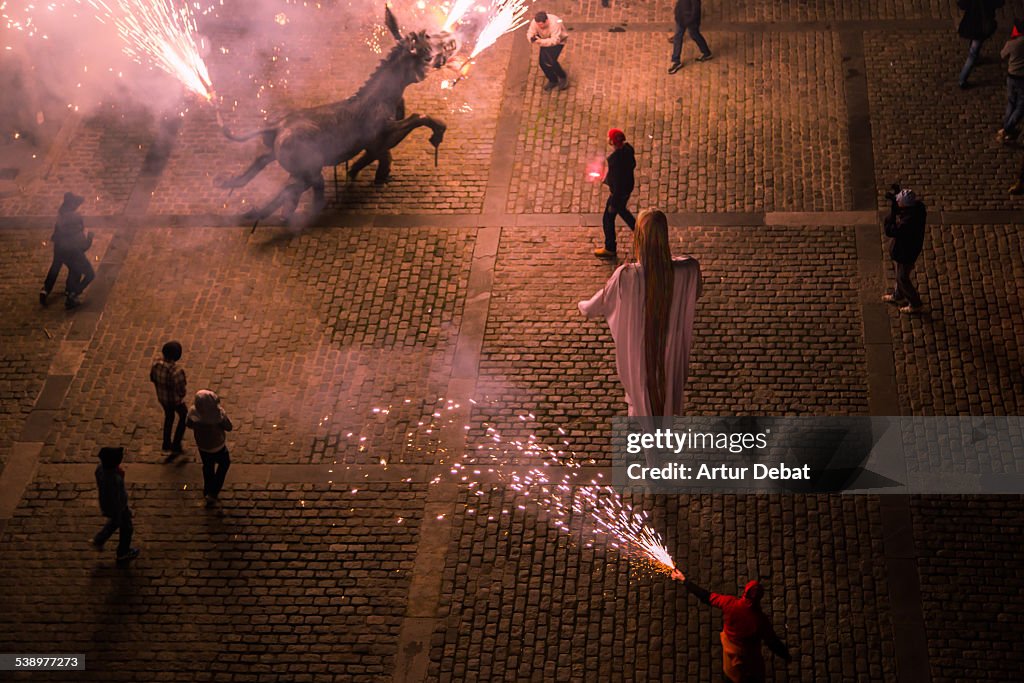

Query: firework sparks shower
[78,0,213,100]
[349,397,678,574]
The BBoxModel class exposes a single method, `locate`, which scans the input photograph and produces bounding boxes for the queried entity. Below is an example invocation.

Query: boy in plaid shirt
[150,341,187,454]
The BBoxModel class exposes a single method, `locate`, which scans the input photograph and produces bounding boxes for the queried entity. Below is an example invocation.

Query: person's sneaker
[543,80,557,91]
[997,128,1015,144]
[1010,182,1024,195]
[91,535,105,550]
[557,76,569,91]
[881,294,906,304]
[899,304,923,314]
[116,548,141,563]
[668,62,683,74]
[593,247,617,259]
[39,289,48,306]
[64,293,80,310]
[696,53,713,62]
[204,495,218,507]
[161,441,172,452]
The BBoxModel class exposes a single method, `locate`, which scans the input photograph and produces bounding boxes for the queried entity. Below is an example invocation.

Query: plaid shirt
[150,359,186,406]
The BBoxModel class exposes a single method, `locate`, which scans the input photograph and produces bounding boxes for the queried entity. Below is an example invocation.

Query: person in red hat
[671,569,792,682]
[595,128,636,259]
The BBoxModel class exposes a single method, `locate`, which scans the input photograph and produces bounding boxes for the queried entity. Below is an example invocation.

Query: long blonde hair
[633,210,674,415]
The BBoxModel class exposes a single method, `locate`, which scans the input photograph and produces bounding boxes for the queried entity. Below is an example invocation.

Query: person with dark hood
[40,192,94,309]
[527,11,569,91]
[93,447,140,563]
[595,128,637,259]
[997,19,1024,142]
[671,569,792,682]
[668,0,712,74]
[957,0,1004,88]
[187,389,234,506]
[150,341,188,455]
[882,188,927,313]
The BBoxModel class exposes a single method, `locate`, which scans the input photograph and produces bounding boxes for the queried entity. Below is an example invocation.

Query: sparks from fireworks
[468,0,528,58]
[340,395,676,574]
[78,0,213,100]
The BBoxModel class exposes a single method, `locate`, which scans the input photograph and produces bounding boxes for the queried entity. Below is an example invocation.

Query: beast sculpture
[218,7,457,224]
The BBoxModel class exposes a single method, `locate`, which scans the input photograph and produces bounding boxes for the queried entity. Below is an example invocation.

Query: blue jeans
[671,21,711,63]
[1003,76,1024,136]
[603,192,636,252]
[892,261,922,308]
[959,39,982,86]
[538,44,566,83]
[200,447,231,498]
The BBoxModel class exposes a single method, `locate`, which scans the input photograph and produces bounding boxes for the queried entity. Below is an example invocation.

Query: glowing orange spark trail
[79,0,213,100]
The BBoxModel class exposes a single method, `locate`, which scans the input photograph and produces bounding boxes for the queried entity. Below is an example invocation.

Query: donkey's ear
[384,4,402,41]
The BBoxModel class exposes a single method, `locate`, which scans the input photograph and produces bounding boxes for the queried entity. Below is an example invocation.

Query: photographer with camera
[882,184,926,314]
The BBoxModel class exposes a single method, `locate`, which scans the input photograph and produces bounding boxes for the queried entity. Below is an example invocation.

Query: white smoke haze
[1,0,515,145]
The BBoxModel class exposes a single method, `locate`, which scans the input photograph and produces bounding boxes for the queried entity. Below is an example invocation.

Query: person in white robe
[579,209,702,416]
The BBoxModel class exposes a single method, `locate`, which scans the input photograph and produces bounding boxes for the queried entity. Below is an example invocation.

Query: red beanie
[607,128,625,144]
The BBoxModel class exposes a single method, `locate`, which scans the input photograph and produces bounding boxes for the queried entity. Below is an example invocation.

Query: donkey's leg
[280,178,312,221]
[373,151,393,185]
[310,172,327,215]
[242,177,305,221]
[217,151,275,189]
[420,116,447,148]
[347,150,376,180]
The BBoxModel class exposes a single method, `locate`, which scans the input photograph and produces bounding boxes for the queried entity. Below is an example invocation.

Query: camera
[883,182,901,202]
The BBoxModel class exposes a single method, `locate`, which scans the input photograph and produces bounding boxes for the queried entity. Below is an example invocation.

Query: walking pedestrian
[39,191,94,309]
[579,209,702,416]
[527,11,569,91]
[957,0,1004,89]
[187,390,233,507]
[670,569,792,682]
[882,188,926,313]
[150,341,187,455]
[668,0,712,74]
[595,128,637,259]
[997,19,1024,142]
[92,447,140,563]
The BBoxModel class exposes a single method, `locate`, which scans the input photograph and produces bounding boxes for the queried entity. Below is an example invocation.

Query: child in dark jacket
[93,447,140,563]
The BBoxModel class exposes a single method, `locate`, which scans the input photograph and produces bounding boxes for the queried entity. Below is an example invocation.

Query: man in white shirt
[527,11,569,91]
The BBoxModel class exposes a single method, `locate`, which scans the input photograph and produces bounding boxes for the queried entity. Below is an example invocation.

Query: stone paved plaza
[1,0,1023,681]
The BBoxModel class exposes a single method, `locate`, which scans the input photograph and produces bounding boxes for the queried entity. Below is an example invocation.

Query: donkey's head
[385,6,459,81]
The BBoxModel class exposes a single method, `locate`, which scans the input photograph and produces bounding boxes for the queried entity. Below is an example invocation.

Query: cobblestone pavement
[508,30,851,214]
[42,226,474,466]
[0,481,425,682]
[888,225,1024,416]
[430,488,895,682]
[0,1,1022,681]
[471,225,867,467]
[866,30,1024,212]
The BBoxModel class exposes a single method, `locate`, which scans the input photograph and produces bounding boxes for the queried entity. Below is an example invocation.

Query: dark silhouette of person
[40,192,94,309]
[882,189,926,313]
[671,569,792,682]
[92,447,140,563]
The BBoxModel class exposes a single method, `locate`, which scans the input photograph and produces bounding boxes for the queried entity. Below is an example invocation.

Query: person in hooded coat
[671,569,792,682]
[187,390,234,505]
[957,0,1004,88]
[40,191,94,309]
